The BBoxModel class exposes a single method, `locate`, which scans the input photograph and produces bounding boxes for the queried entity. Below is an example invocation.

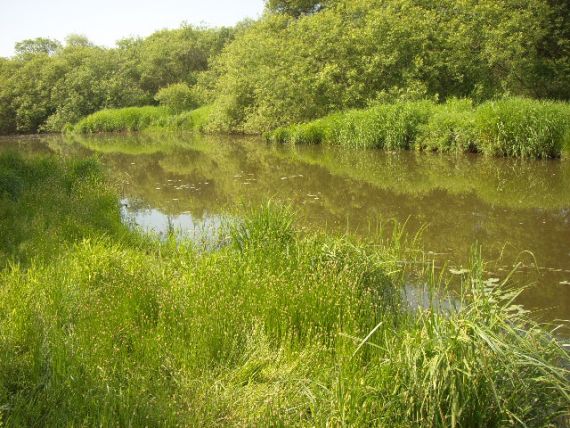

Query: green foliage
[14,38,61,56]
[74,105,213,133]
[265,0,329,16]
[1,0,569,137]
[475,98,570,158]
[74,106,170,133]
[416,99,477,153]
[151,105,213,132]
[0,185,567,425]
[209,0,570,132]
[268,98,570,158]
[0,25,233,134]
[137,25,234,95]
[0,152,126,266]
[154,83,198,113]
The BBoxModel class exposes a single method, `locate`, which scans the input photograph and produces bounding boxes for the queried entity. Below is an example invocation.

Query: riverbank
[267,98,570,159]
[0,152,568,426]
[71,98,570,159]
[72,105,212,134]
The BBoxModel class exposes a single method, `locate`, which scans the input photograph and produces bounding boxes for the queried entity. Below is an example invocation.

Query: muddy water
[1,133,569,326]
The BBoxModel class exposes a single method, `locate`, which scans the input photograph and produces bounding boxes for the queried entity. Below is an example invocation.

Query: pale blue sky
[0,0,266,57]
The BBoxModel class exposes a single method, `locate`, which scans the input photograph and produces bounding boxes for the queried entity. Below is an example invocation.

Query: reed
[267,98,570,159]
[74,105,213,134]
[476,98,570,158]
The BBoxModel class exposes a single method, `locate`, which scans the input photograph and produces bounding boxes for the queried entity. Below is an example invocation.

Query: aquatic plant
[268,98,570,159]
[416,98,478,153]
[149,105,213,132]
[476,98,570,158]
[74,106,171,133]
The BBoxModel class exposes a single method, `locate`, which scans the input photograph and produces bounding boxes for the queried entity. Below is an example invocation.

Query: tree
[265,0,328,16]
[209,0,570,132]
[14,38,61,56]
[65,34,93,48]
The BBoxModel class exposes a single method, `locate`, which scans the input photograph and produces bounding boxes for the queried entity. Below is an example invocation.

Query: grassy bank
[73,105,213,134]
[0,152,127,266]
[0,153,568,426]
[268,98,570,159]
[72,98,570,160]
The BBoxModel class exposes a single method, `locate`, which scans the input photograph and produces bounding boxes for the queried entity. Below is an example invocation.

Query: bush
[209,0,570,133]
[154,83,198,114]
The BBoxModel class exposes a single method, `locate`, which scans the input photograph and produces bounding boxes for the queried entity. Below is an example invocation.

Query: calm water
[2,133,570,327]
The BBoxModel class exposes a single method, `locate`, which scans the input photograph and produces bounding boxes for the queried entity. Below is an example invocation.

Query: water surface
[1,133,569,327]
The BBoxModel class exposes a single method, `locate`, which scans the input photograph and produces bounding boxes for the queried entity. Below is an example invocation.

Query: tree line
[0,0,568,135]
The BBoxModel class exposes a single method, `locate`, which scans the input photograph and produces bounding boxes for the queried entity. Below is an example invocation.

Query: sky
[0,0,265,57]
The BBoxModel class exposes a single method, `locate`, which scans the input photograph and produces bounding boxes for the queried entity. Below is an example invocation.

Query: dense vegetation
[1,0,569,137]
[2,1,570,424]
[207,0,570,133]
[73,105,212,133]
[0,26,233,134]
[0,152,568,426]
[0,153,127,265]
[267,98,570,158]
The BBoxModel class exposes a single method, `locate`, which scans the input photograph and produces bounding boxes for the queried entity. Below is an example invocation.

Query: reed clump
[0,155,568,426]
[74,105,212,134]
[267,98,570,159]
[476,98,570,158]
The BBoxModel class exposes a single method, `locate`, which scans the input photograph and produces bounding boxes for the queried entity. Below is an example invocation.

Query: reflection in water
[1,133,569,327]
[120,198,227,246]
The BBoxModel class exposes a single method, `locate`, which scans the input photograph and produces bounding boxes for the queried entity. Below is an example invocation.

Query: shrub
[154,83,198,114]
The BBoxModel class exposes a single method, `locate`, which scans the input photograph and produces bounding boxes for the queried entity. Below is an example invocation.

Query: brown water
[2,133,570,327]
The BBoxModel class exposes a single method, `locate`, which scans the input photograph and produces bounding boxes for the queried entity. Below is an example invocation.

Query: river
[2,132,569,329]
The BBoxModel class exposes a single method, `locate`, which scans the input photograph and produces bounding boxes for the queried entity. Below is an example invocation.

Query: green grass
[0,154,568,426]
[268,98,570,159]
[147,105,214,133]
[476,98,570,158]
[73,106,171,133]
[0,152,128,266]
[73,105,213,134]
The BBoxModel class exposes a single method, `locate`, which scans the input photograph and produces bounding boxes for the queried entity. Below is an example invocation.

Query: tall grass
[73,105,213,134]
[147,105,213,133]
[0,155,568,426]
[73,106,170,133]
[0,152,127,266]
[267,98,570,159]
[476,98,570,158]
